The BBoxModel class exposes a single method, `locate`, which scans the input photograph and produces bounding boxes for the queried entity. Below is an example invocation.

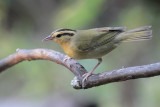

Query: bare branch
[0,49,160,89]
[0,49,87,78]
[76,62,160,89]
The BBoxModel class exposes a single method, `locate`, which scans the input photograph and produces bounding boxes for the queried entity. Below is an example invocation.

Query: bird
[42,26,152,84]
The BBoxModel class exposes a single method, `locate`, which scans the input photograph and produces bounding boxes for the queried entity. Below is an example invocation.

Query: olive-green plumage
[43,26,152,83]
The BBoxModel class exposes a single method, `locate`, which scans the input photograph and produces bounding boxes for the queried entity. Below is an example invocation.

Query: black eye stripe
[56,33,74,38]
[56,29,76,32]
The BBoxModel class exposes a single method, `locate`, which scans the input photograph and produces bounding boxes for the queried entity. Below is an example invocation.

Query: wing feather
[74,27,125,51]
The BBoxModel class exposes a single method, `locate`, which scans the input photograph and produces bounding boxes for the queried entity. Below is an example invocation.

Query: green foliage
[52,0,105,29]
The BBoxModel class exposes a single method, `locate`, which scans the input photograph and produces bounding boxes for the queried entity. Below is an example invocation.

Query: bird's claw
[63,55,72,62]
[82,72,93,85]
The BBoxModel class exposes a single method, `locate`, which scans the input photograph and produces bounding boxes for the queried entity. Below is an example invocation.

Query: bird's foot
[82,71,93,85]
[63,55,72,62]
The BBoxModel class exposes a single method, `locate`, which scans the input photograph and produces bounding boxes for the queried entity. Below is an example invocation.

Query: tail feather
[125,26,151,33]
[116,26,152,42]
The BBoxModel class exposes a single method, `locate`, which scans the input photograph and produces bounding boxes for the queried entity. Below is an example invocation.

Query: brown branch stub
[0,48,160,89]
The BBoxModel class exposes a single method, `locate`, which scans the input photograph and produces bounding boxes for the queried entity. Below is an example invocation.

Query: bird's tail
[115,26,152,42]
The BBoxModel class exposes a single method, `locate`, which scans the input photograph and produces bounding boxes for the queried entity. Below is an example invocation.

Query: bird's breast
[59,40,118,60]
[60,42,82,59]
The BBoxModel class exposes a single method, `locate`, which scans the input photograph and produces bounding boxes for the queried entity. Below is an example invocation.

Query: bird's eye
[56,34,62,38]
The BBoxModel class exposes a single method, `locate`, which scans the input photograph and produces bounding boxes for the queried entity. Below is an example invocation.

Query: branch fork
[0,49,160,89]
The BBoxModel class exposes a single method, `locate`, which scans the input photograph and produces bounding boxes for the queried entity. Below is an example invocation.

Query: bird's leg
[82,58,102,84]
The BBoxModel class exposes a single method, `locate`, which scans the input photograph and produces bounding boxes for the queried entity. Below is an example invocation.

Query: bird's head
[42,28,76,44]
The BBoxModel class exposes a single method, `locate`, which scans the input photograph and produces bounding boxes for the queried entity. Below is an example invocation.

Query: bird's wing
[75,27,125,51]
[91,27,126,32]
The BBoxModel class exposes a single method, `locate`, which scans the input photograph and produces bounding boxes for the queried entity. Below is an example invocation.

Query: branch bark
[0,49,159,89]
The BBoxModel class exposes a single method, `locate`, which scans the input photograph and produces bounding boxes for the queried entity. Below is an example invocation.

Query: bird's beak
[42,35,54,42]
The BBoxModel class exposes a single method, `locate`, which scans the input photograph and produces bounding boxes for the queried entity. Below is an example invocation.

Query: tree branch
[0,49,159,89]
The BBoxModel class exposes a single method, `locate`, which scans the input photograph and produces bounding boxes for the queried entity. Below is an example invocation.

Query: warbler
[43,26,152,83]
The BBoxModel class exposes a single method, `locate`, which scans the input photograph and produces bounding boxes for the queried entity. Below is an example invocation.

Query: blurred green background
[0,0,160,107]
